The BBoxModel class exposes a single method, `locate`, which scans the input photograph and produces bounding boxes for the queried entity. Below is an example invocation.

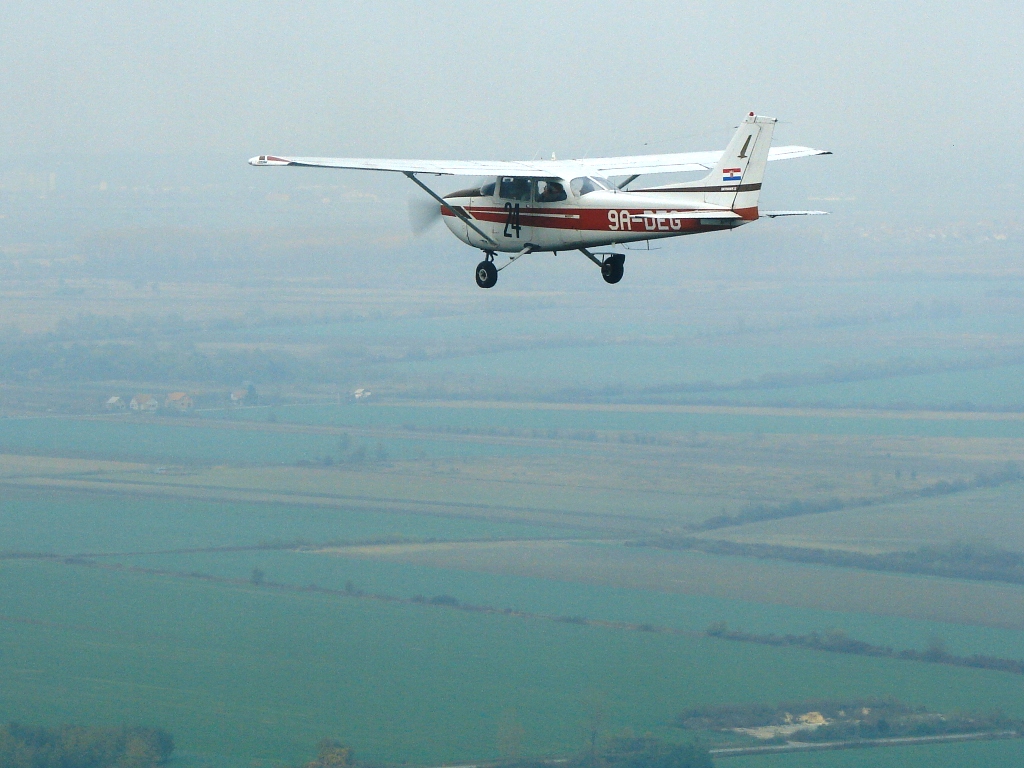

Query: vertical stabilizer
[675,113,777,215]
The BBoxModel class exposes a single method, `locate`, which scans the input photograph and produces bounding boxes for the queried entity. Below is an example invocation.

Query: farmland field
[314,540,1024,631]
[3,557,1024,767]
[4,408,1024,538]
[111,548,1024,659]
[203,400,1024,440]
[0,415,553,464]
[4,314,1024,767]
[707,482,1024,553]
[0,486,566,555]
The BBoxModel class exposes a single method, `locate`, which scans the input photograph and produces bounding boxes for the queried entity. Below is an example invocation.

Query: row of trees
[47,310,350,343]
[0,337,313,385]
[672,462,1023,533]
[650,537,1024,587]
[296,443,390,468]
[706,623,1024,675]
[0,725,709,768]
[0,723,173,768]
[399,423,670,446]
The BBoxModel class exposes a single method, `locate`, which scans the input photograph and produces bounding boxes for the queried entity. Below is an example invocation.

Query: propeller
[408,197,442,235]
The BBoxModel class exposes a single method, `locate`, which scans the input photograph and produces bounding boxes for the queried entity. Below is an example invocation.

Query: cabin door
[494,176,535,248]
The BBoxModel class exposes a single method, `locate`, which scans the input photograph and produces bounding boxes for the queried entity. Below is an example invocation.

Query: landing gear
[475,253,498,289]
[601,254,625,284]
[580,248,625,285]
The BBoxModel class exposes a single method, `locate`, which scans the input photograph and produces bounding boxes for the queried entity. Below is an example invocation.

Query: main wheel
[475,260,498,288]
[601,254,624,284]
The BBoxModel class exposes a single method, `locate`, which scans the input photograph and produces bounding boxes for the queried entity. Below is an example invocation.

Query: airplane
[250,112,830,288]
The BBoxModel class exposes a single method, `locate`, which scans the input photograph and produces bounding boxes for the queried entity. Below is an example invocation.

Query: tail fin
[675,112,777,215]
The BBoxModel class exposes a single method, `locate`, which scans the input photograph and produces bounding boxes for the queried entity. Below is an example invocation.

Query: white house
[130,394,159,411]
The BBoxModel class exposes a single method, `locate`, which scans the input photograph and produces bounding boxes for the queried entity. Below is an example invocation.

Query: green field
[7,408,1024,539]
[0,416,549,464]
[4,402,1024,767]
[0,487,564,554]
[205,400,1024,440]
[3,558,1024,767]
[708,482,1024,553]
[113,548,1024,659]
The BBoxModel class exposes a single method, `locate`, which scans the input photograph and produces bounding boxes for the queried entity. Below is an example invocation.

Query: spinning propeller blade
[408,197,442,235]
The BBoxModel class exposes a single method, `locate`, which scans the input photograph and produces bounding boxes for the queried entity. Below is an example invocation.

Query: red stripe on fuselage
[442,206,759,232]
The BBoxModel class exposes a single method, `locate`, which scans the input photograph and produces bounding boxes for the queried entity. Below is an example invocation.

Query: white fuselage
[442,176,756,253]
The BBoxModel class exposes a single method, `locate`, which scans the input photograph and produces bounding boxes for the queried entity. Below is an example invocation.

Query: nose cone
[248,156,263,166]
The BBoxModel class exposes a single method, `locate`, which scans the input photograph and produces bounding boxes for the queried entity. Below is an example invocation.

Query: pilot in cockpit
[536,180,567,203]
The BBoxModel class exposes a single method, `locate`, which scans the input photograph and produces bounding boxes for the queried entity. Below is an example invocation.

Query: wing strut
[497,245,534,272]
[579,247,604,267]
[403,172,498,246]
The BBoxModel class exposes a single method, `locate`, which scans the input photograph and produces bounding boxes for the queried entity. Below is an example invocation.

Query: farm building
[165,392,194,411]
[104,396,126,410]
[130,395,159,411]
[230,389,249,406]
[163,393,193,411]
[797,712,829,726]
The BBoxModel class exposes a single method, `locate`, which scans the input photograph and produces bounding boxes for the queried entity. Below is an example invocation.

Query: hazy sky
[0,1,1021,222]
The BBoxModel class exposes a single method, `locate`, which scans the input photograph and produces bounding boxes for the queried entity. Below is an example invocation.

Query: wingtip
[249,155,291,166]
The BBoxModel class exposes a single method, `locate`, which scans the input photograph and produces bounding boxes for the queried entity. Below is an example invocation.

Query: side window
[499,177,533,202]
[536,180,567,203]
[570,177,597,197]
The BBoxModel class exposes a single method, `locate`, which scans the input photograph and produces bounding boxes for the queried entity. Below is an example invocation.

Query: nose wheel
[601,254,625,284]
[475,255,498,288]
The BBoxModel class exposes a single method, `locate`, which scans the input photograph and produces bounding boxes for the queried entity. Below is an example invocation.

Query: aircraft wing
[576,146,831,177]
[249,145,829,178]
[249,155,557,176]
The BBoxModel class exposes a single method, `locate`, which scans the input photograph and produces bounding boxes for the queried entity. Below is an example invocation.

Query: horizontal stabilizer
[765,147,833,162]
[760,210,829,217]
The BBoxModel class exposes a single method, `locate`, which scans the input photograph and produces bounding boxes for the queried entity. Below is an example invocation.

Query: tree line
[0,336,316,385]
[643,537,1024,587]
[0,723,173,768]
[663,462,1023,533]
[706,623,1024,675]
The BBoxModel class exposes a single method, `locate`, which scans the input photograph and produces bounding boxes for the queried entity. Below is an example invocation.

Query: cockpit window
[499,177,533,202]
[570,176,613,197]
[536,179,567,203]
[480,180,496,197]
